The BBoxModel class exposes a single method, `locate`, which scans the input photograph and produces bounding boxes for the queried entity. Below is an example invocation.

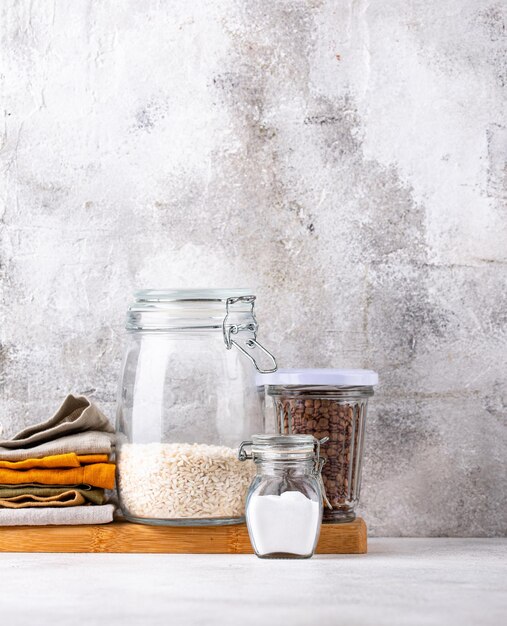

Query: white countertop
[0,539,505,626]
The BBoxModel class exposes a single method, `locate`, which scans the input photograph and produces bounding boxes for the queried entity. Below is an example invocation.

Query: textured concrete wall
[1,1,506,536]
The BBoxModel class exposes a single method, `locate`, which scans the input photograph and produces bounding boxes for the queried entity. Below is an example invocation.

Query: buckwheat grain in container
[256,369,378,523]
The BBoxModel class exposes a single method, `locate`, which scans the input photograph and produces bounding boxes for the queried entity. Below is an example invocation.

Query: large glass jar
[116,289,276,526]
[256,369,378,523]
[238,434,324,559]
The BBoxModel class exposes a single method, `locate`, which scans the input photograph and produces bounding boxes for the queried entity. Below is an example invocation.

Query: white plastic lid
[255,368,378,387]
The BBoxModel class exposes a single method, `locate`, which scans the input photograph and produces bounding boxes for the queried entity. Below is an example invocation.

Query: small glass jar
[116,288,277,526]
[256,369,378,523]
[238,434,324,559]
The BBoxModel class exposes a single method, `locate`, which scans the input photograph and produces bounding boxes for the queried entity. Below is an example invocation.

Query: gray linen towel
[0,504,115,525]
[0,431,116,461]
[0,394,114,449]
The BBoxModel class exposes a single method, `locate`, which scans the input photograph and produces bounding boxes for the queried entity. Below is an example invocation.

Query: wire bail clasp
[222,295,277,374]
[238,440,253,461]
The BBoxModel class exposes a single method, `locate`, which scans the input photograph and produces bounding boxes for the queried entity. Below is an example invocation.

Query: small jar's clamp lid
[238,434,331,508]
[255,368,378,387]
[238,434,327,468]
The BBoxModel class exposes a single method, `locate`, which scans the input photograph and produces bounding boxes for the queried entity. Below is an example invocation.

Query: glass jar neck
[267,385,374,399]
[255,459,316,476]
[126,290,256,332]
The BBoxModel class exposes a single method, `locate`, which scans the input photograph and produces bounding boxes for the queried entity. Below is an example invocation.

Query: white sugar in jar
[248,491,321,556]
[238,434,324,559]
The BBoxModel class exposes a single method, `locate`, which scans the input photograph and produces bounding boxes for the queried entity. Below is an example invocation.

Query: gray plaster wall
[1,1,506,536]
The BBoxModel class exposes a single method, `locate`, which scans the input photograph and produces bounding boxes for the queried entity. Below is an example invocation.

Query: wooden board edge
[0,518,367,554]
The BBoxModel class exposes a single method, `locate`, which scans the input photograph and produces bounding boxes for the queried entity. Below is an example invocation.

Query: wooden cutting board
[0,518,366,554]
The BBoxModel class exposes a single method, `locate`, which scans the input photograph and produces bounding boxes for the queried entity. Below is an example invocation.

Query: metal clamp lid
[238,434,328,469]
[222,295,277,374]
[238,434,332,508]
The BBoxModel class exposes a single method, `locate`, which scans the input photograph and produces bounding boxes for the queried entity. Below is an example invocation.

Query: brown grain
[276,396,365,521]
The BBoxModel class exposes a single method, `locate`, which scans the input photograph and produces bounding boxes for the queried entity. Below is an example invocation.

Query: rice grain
[118,442,255,520]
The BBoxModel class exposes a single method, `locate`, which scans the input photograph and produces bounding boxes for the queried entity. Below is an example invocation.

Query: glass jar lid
[238,434,324,463]
[126,288,277,373]
[134,288,253,303]
[256,368,378,387]
[126,288,256,331]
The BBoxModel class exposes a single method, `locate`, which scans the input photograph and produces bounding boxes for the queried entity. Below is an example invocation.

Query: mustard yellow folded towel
[0,464,116,489]
[0,453,109,470]
[75,455,109,465]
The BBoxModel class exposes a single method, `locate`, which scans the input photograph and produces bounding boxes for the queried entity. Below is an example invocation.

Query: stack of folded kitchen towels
[0,395,116,525]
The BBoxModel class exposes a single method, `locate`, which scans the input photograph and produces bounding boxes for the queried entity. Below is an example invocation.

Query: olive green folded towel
[0,484,105,505]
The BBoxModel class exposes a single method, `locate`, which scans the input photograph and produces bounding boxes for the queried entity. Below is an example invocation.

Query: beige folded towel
[0,395,114,449]
[0,504,115,525]
[0,431,116,461]
[0,394,116,461]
